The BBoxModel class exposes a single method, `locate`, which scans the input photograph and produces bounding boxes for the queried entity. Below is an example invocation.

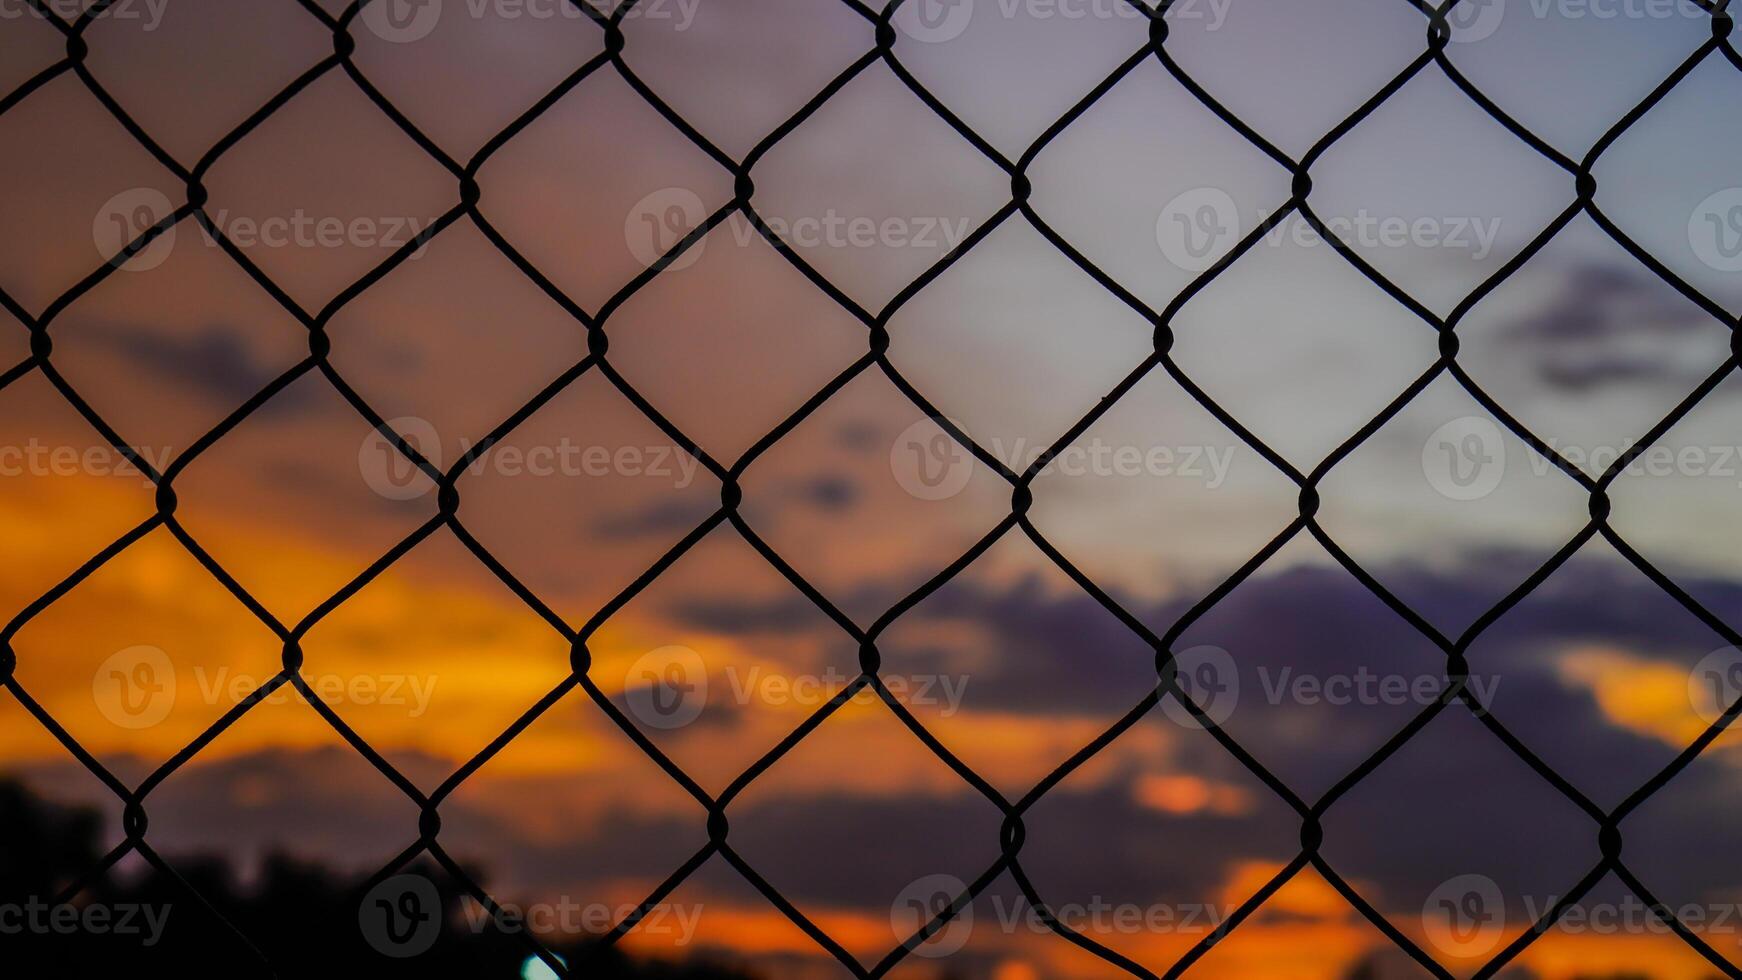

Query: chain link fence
[2,0,1741,976]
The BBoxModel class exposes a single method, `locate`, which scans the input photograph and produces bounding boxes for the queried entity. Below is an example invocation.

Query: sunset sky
[3,0,1742,977]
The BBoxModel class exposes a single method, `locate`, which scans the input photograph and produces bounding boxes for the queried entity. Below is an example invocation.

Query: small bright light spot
[520,954,566,980]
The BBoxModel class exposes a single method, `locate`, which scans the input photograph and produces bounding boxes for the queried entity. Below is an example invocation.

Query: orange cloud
[1556,645,1710,748]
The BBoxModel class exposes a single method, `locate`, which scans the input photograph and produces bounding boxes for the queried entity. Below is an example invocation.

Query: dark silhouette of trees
[1339,946,1726,980]
[0,779,753,977]
[14,779,1732,979]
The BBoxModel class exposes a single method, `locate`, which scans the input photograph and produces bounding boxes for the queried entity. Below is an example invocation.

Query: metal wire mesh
[3,0,1741,976]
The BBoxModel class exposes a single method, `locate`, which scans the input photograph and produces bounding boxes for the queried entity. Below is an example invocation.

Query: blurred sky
[3,0,1742,977]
